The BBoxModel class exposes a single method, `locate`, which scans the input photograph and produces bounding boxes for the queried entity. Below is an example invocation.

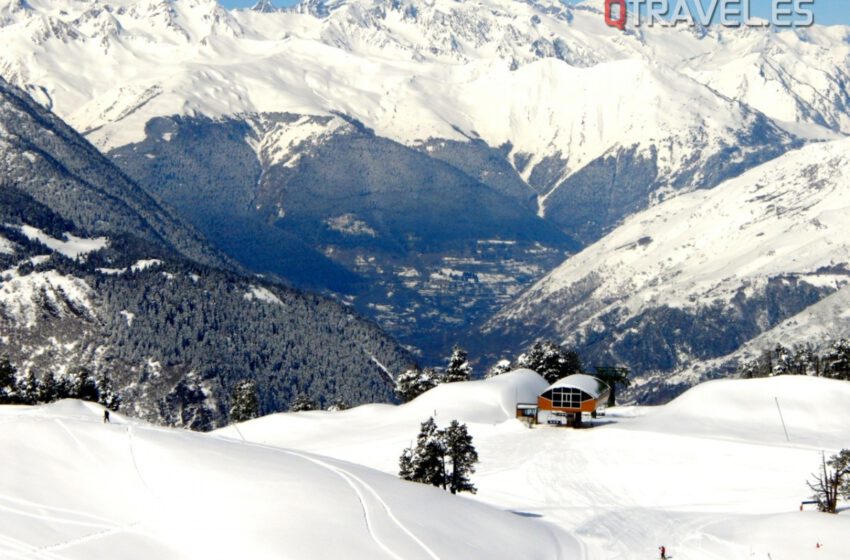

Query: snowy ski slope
[5,370,850,559]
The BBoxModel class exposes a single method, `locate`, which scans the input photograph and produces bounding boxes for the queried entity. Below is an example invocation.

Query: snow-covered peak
[0,0,846,192]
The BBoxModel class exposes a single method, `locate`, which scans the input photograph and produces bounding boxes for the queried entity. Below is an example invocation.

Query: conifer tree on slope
[516,341,582,384]
[230,379,260,422]
[96,373,122,412]
[485,359,512,379]
[17,371,39,405]
[395,367,439,402]
[412,417,447,489]
[823,339,850,380]
[0,355,17,404]
[443,420,478,494]
[289,392,317,412]
[398,417,478,494]
[443,345,472,383]
[327,397,350,412]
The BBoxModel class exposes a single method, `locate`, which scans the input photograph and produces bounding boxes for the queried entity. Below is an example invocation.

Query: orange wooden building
[537,374,611,427]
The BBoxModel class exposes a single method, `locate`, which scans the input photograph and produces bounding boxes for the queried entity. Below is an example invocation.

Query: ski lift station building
[517,373,611,427]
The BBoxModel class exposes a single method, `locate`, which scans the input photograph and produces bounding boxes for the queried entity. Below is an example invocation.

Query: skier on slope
[659,545,667,559]
[103,409,110,423]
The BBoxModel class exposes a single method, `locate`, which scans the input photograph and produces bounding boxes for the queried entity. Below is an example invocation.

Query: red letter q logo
[605,0,627,31]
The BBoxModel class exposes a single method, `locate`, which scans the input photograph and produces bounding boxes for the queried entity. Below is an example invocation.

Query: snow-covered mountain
[0,0,819,197]
[483,137,850,398]
[2,0,849,365]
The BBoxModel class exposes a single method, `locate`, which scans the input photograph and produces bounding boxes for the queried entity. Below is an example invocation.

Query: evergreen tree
[485,359,512,379]
[443,345,472,383]
[229,379,260,422]
[771,344,795,375]
[159,376,214,431]
[17,371,40,405]
[289,392,317,412]
[38,372,58,403]
[823,339,850,380]
[516,341,582,384]
[326,397,350,412]
[0,355,17,404]
[740,358,761,379]
[394,367,439,402]
[442,420,478,494]
[398,417,478,495]
[66,366,99,402]
[97,373,122,411]
[793,345,820,376]
[398,447,415,481]
[406,417,447,489]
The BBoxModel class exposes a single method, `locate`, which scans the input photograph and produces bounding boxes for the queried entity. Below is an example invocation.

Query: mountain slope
[0,76,232,271]
[0,76,411,428]
[483,137,850,399]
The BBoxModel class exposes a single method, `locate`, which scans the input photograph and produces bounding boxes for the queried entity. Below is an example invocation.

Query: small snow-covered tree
[398,417,478,495]
[793,345,820,376]
[96,373,121,411]
[771,344,796,376]
[229,379,260,422]
[808,449,850,513]
[443,345,472,383]
[442,420,478,495]
[398,447,415,481]
[289,392,317,412]
[17,371,40,405]
[485,359,512,379]
[38,372,58,403]
[326,397,350,412]
[516,341,582,384]
[823,339,850,380]
[740,358,762,379]
[395,367,439,402]
[0,356,17,404]
[400,417,447,489]
[65,366,99,403]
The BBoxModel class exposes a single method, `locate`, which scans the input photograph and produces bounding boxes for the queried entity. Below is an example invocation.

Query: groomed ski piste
[4,370,850,559]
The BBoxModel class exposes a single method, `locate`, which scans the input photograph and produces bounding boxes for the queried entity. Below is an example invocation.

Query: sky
[219,0,849,26]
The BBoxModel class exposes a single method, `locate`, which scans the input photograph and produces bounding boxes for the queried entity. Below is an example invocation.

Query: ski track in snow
[293,452,409,560]
[214,432,442,560]
[0,532,68,560]
[36,521,142,553]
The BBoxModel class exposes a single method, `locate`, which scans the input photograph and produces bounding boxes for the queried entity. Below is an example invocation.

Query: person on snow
[659,545,667,559]
[103,409,110,423]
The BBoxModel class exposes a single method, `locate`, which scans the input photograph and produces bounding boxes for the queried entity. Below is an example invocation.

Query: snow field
[0,396,580,559]
[223,371,850,559]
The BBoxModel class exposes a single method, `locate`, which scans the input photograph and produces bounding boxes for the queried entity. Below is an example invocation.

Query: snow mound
[216,369,548,471]
[627,376,850,448]
[1,400,579,559]
[403,369,550,425]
